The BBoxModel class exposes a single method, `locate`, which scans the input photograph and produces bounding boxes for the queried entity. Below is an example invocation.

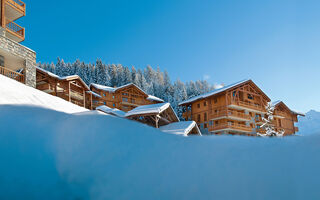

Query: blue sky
[20,0,319,112]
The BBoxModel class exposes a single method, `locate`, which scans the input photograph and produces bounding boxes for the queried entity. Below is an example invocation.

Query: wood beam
[1,0,5,27]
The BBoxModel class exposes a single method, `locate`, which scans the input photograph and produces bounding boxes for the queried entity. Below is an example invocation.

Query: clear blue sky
[20,0,319,112]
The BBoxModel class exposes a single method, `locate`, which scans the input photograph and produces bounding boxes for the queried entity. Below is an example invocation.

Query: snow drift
[1,105,320,200]
[0,75,86,114]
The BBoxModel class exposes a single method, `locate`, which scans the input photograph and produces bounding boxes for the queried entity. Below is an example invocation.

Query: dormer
[0,0,26,42]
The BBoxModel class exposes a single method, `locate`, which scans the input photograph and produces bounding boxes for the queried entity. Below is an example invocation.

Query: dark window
[204,102,207,106]
[214,98,218,104]
[233,91,236,97]
[0,55,4,66]
[112,96,115,99]
[197,114,201,122]
[204,113,207,121]
[104,102,106,105]
[197,104,200,108]
[122,97,128,102]
[215,121,219,125]
[204,123,208,129]
[113,103,116,107]
[132,99,135,103]
[122,93,129,96]
[248,94,253,100]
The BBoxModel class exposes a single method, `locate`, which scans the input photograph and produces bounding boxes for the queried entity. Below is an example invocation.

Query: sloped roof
[96,105,126,118]
[36,67,90,90]
[147,95,164,103]
[86,91,101,98]
[179,79,270,106]
[125,103,179,121]
[159,121,201,136]
[272,101,305,116]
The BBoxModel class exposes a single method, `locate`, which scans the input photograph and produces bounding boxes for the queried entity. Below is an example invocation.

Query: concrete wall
[0,27,36,87]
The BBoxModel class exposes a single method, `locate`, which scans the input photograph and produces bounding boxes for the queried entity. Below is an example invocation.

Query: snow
[179,79,250,105]
[90,83,117,93]
[297,110,320,135]
[1,104,320,199]
[0,75,87,114]
[147,95,164,103]
[96,105,126,118]
[125,103,176,118]
[159,121,201,136]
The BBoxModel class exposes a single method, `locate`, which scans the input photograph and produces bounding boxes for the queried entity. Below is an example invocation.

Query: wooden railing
[6,20,25,39]
[0,66,24,83]
[211,108,251,120]
[5,0,25,13]
[231,100,265,112]
[210,123,252,132]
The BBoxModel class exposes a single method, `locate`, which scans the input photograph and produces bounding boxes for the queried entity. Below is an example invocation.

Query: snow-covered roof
[96,105,126,118]
[36,67,90,90]
[159,121,201,136]
[272,100,305,116]
[125,103,179,120]
[147,95,164,103]
[179,79,250,105]
[86,91,102,98]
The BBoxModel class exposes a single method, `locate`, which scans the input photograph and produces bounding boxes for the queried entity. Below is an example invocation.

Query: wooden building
[36,67,96,110]
[125,103,179,128]
[271,101,305,135]
[0,0,37,88]
[179,79,303,136]
[90,83,164,112]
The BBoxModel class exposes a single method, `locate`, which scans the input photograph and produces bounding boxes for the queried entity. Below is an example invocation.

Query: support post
[83,90,85,108]
[68,82,71,102]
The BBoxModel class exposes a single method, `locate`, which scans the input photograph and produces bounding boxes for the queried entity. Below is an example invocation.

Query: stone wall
[0,27,36,87]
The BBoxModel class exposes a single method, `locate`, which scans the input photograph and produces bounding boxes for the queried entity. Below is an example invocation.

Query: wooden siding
[180,80,301,136]
[91,84,161,112]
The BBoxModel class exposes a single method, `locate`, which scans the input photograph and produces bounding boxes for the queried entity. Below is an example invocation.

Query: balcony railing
[211,108,251,120]
[0,66,25,83]
[210,123,252,132]
[230,100,265,112]
[6,20,25,40]
[5,0,25,13]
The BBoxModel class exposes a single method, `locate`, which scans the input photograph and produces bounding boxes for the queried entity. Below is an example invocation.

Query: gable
[117,85,148,97]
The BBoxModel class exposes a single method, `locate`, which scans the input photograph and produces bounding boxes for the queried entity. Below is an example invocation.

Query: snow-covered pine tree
[257,102,285,137]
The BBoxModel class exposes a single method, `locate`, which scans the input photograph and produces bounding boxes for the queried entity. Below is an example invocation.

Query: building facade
[0,0,36,87]
[90,83,164,112]
[36,67,94,110]
[179,79,303,136]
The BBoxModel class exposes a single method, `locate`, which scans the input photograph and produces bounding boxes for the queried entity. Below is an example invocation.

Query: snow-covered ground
[1,75,320,199]
[0,75,87,114]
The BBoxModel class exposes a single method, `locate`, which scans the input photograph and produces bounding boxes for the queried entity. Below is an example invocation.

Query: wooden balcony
[0,65,24,83]
[211,108,251,121]
[5,20,25,42]
[210,123,252,133]
[229,100,265,113]
[5,0,25,14]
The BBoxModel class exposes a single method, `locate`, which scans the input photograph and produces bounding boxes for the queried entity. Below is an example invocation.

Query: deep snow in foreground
[0,75,87,113]
[1,105,320,200]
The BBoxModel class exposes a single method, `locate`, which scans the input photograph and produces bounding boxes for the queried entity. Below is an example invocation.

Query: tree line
[39,58,222,119]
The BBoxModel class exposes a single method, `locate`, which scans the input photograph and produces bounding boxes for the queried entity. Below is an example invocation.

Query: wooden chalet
[125,103,179,128]
[36,67,96,109]
[90,83,164,112]
[179,79,304,136]
[270,101,305,135]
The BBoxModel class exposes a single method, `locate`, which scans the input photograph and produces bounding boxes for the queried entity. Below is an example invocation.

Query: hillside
[0,76,320,199]
[0,75,87,114]
[297,110,320,135]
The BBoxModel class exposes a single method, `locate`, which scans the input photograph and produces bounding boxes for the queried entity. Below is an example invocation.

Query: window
[122,93,128,96]
[204,123,208,129]
[197,114,201,122]
[209,121,213,126]
[132,99,135,103]
[103,93,106,97]
[233,91,236,97]
[204,102,207,106]
[104,102,106,105]
[204,113,207,121]
[214,98,218,104]
[197,104,200,108]
[278,119,282,127]
[215,121,219,125]
[122,97,128,102]
[0,55,4,66]
[113,103,116,107]
[112,96,115,99]
[248,94,253,100]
